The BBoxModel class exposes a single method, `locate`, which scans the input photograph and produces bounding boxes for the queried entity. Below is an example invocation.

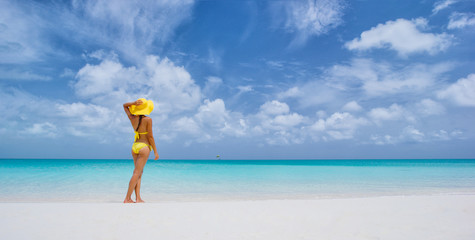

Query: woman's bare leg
[135,169,144,203]
[124,147,150,203]
[132,152,143,202]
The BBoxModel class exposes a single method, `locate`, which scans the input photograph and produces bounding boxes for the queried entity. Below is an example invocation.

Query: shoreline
[2,194,474,240]
[2,190,475,203]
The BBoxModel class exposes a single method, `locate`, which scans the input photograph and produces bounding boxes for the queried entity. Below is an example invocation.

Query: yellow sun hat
[129,98,154,115]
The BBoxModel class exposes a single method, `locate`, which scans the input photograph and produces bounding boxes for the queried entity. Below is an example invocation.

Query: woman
[123,98,159,203]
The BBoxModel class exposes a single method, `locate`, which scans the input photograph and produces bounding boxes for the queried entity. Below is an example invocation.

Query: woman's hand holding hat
[129,98,154,115]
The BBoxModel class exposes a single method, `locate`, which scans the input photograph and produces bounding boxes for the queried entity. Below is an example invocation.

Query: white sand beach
[1,195,475,240]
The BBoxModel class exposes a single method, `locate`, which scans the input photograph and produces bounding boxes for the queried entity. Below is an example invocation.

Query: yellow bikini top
[134,131,148,142]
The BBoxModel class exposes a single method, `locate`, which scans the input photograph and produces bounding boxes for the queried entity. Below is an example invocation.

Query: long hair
[135,115,144,131]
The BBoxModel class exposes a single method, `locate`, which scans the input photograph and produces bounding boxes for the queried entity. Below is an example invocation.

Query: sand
[1,195,475,240]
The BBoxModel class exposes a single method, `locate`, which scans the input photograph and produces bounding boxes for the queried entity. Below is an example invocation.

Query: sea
[1,159,475,203]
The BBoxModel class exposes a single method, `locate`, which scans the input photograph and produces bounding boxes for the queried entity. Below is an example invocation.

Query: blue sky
[1,0,474,159]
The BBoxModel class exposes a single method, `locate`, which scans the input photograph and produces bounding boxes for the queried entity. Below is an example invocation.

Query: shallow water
[1,159,475,202]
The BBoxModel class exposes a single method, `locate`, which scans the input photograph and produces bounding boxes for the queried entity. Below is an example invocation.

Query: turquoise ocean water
[1,159,475,202]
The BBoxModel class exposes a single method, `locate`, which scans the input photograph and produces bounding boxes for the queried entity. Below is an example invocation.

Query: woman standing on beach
[123,98,159,203]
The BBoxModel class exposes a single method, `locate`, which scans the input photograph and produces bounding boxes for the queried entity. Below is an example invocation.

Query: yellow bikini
[132,131,151,154]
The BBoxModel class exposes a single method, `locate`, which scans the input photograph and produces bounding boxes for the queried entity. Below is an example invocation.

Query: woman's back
[133,116,150,144]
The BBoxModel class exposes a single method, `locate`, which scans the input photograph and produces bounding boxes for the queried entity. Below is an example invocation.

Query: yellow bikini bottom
[132,142,151,154]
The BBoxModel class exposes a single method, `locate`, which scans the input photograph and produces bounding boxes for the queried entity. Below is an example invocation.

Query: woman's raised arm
[123,100,142,120]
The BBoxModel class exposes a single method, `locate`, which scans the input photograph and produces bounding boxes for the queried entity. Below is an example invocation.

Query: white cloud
[415,99,445,116]
[255,100,307,144]
[368,104,406,124]
[68,0,195,62]
[430,130,450,141]
[0,1,49,64]
[0,1,195,64]
[21,122,58,138]
[198,99,248,138]
[278,59,452,111]
[432,0,457,15]
[437,73,475,107]
[370,127,463,145]
[0,87,53,123]
[265,129,305,145]
[370,134,396,145]
[280,81,338,108]
[316,110,327,119]
[237,85,254,94]
[400,126,425,143]
[74,53,202,115]
[369,126,426,145]
[345,18,453,56]
[56,102,116,128]
[325,112,368,130]
[259,100,290,115]
[448,12,475,29]
[342,101,363,112]
[173,117,201,135]
[259,112,305,132]
[310,112,368,140]
[75,55,137,98]
[172,99,248,143]
[326,58,452,97]
[195,99,229,129]
[272,0,345,47]
[145,55,202,114]
[273,113,304,128]
[278,87,301,99]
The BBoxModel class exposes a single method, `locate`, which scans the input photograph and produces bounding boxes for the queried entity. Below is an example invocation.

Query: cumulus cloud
[272,0,345,47]
[345,18,453,56]
[75,54,137,98]
[172,99,248,143]
[309,112,368,140]
[258,101,304,131]
[195,99,229,129]
[432,0,457,15]
[370,126,426,145]
[74,52,202,115]
[448,12,475,29]
[254,100,307,144]
[368,104,407,124]
[437,73,475,107]
[342,101,363,112]
[259,100,290,115]
[144,55,202,114]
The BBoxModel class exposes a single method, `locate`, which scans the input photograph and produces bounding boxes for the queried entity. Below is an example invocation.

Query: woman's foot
[123,198,135,203]
[136,199,145,203]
